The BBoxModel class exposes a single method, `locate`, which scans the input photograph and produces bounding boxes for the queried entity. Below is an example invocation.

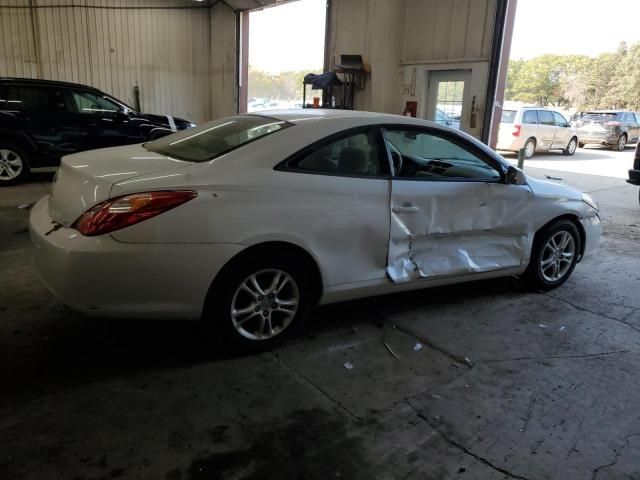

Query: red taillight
[72,190,197,236]
[512,124,522,137]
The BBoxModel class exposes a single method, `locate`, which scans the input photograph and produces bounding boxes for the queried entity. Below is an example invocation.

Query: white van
[497,107,579,158]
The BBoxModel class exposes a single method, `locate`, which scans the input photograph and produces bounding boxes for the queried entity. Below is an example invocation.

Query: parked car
[0,77,195,185]
[30,110,601,351]
[627,141,640,204]
[575,111,640,151]
[497,107,578,159]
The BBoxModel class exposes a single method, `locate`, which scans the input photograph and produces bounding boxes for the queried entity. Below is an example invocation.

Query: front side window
[522,110,538,124]
[553,112,568,127]
[72,91,121,114]
[144,115,290,162]
[383,128,501,181]
[286,129,389,177]
[538,110,555,126]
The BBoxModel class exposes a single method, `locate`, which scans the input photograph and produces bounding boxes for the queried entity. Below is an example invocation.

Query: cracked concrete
[2,165,640,479]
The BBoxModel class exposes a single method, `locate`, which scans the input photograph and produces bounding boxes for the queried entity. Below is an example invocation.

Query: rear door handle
[392,203,418,214]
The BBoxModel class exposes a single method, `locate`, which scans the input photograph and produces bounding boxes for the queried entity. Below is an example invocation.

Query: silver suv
[497,107,578,158]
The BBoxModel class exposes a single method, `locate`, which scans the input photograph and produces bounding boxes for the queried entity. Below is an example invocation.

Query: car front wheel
[0,144,30,186]
[563,137,577,156]
[203,251,312,352]
[524,219,581,291]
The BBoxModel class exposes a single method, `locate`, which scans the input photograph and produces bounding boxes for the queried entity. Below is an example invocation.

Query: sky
[248,0,327,73]
[510,0,640,59]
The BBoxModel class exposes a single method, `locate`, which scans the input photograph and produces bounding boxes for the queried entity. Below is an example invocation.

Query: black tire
[578,142,585,148]
[524,219,581,291]
[0,143,31,186]
[523,138,536,159]
[202,248,314,353]
[613,134,627,152]
[563,137,578,156]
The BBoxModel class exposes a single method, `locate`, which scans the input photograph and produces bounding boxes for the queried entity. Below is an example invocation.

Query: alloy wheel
[540,230,576,282]
[230,269,299,341]
[567,139,577,154]
[0,149,23,181]
[618,135,627,151]
[525,140,535,158]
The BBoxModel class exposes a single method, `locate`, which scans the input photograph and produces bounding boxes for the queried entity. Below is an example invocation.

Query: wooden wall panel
[0,0,217,122]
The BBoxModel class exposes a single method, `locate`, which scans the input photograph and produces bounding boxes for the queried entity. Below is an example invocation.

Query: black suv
[0,78,195,185]
[628,142,640,204]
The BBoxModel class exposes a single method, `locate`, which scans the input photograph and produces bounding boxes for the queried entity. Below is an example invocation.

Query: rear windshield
[144,115,291,162]
[580,113,619,123]
[501,110,516,123]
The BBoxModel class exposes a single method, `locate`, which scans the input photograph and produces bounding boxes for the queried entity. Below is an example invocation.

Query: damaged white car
[30,110,601,350]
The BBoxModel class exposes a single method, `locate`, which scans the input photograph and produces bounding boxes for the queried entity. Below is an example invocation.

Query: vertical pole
[517,148,525,170]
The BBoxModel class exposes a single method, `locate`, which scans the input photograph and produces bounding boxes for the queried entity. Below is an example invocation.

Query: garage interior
[2,1,640,479]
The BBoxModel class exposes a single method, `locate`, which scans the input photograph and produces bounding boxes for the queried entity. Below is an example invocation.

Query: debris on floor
[413,342,424,351]
[384,342,400,359]
[343,361,354,370]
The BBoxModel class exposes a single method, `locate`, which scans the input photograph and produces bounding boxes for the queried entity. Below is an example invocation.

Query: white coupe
[30,110,601,350]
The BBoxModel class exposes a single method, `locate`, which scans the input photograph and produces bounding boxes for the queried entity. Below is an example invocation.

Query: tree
[505,42,640,111]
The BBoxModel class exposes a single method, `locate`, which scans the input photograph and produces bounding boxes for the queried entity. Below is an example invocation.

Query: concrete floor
[1,146,639,480]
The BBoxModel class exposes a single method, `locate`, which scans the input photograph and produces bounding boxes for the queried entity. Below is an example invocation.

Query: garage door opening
[242,0,327,113]
[498,0,640,179]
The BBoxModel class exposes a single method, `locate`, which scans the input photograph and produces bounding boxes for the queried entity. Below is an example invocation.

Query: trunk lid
[49,144,191,226]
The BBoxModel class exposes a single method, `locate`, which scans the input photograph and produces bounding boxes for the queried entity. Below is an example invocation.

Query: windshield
[579,113,619,123]
[501,110,516,123]
[144,115,291,162]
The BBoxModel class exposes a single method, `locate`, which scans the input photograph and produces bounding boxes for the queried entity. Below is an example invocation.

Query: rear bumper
[496,137,525,152]
[29,196,245,319]
[579,214,601,260]
[578,132,617,145]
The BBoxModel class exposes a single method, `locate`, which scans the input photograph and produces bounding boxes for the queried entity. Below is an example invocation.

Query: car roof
[0,77,102,92]
[250,108,436,126]
[584,110,625,114]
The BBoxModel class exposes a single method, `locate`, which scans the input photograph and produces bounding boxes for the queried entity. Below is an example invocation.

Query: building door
[425,70,471,132]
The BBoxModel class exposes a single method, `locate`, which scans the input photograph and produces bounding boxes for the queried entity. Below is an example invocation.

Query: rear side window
[286,128,389,177]
[501,110,516,123]
[4,86,67,113]
[0,86,7,110]
[522,110,538,124]
[538,110,555,126]
[621,112,635,123]
[144,115,290,162]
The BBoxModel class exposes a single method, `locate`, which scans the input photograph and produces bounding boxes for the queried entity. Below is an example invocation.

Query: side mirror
[506,165,526,185]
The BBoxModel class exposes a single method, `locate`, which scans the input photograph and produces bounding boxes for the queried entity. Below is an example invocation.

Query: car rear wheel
[563,137,577,156]
[613,134,627,151]
[203,251,312,352]
[0,144,30,186]
[578,142,585,148]
[524,219,581,291]
[524,138,536,159]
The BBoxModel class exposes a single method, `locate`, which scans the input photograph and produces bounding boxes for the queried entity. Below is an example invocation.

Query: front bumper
[579,214,601,260]
[29,196,245,319]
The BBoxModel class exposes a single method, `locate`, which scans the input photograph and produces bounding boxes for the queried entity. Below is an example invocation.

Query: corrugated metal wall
[0,0,221,123]
[403,0,497,63]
